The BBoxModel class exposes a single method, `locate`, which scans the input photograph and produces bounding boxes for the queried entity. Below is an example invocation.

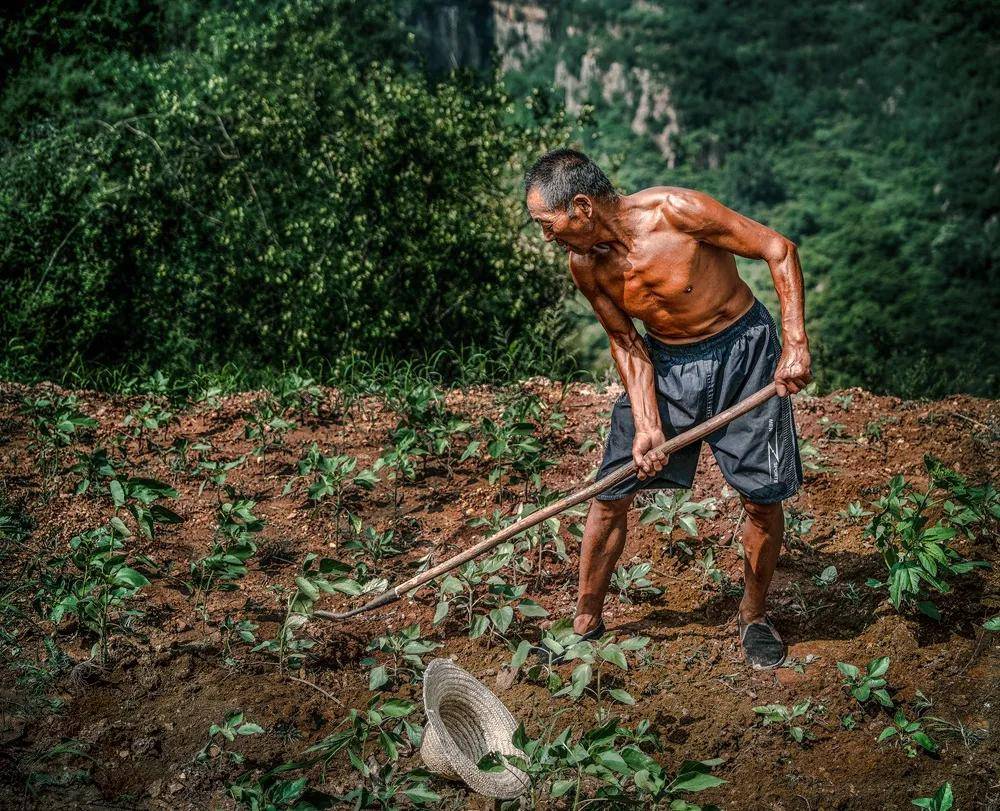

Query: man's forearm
[609,332,660,432]
[769,242,808,345]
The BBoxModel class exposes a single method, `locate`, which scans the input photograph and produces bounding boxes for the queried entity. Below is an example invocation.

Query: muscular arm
[662,188,812,395]
[570,259,667,479]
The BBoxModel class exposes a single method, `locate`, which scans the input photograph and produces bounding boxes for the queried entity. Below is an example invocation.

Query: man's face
[526,187,593,255]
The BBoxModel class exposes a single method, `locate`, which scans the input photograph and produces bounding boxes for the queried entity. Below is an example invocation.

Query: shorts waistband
[644,299,773,360]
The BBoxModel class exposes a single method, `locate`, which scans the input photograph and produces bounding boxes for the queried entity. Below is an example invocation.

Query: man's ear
[571,194,593,220]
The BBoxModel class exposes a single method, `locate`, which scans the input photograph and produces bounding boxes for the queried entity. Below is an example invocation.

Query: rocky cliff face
[410,1,680,164]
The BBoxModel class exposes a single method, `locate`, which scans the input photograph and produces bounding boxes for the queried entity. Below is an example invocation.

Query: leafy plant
[864,468,988,618]
[638,490,719,553]
[283,443,378,510]
[109,476,183,539]
[812,565,838,588]
[433,549,547,641]
[219,615,259,667]
[515,619,649,708]
[610,562,662,604]
[67,448,120,495]
[342,516,402,562]
[878,709,937,757]
[122,399,174,448]
[190,500,264,599]
[362,624,441,692]
[43,523,150,662]
[196,711,264,765]
[20,394,98,474]
[753,699,823,744]
[478,718,724,808]
[243,395,296,457]
[911,783,954,810]
[837,657,893,708]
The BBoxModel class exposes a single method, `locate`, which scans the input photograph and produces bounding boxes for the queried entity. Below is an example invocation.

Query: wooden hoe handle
[313,382,779,622]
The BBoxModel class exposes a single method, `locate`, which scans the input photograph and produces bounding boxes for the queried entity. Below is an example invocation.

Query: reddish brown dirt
[0,380,997,809]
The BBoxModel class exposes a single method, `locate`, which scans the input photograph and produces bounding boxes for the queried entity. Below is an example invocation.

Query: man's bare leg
[738,498,784,622]
[574,494,635,634]
[737,497,786,668]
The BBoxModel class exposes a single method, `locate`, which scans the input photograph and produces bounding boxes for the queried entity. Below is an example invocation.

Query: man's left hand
[774,342,812,396]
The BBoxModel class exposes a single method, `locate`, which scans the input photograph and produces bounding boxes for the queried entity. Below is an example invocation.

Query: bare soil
[0,379,997,810]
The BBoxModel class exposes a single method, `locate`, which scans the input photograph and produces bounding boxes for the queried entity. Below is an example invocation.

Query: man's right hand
[633,427,669,480]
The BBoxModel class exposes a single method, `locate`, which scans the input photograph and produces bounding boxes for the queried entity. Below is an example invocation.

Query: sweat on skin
[524,148,812,667]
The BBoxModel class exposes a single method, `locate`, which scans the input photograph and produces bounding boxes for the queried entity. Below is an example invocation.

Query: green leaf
[984,615,1000,631]
[599,644,628,670]
[369,665,389,691]
[609,688,635,705]
[403,785,440,805]
[837,661,860,679]
[551,779,576,798]
[109,479,126,507]
[237,722,264,735]
[511,640,530,669]
[918,601,942,621]
[868,657,890,678]
[380,699,414,718]
[670,770,727,793]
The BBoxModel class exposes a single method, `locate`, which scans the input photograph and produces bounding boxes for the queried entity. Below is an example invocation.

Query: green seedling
[21,394,98,475]
[864,467,988,619]
[911,783,953,810]
[812,565,838,588]
[196,453,246,496]
[254,554,368,671]
[275,372,326,417]
[819,416,847,439]
[196,711,264,765]
[478,719,725,808]
[878,709,937,757]
[190,500,263,599]
[341,514,401,562]
[639,490,719,552]
[838,500,872,521]
[832,394,854,410]
[219,615,258,666]
[753,699,823,744]
[44,523,150,662]
[362,624,441,691]
[67,448,120,495]
[284,444,378,514]
[837,656,893,707]
[433,549,547,641]
[243,395,296,457]
[514,619,649,708]
[335,764,440,809]
[797,437,830,472]
[109,476,182,539]
[122,399,174,448]
[610,562,662,604]
[306,696,421,772]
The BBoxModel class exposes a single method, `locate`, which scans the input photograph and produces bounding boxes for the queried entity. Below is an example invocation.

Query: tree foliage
[0,0,573,381]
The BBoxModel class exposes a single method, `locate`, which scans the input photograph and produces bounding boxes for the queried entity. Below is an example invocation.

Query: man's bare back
[566,187,756,345]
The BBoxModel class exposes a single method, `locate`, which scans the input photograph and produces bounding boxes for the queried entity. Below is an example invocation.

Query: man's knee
[593,492,635,517]
[741,496,783,526]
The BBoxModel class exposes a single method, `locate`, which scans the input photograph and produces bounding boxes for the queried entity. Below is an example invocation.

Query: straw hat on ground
[420,658,529,800]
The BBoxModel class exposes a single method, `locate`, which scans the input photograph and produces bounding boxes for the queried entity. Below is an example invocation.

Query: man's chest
[594,232,703,314]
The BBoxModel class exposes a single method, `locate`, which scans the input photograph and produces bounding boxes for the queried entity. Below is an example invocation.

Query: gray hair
[523,148,619,213]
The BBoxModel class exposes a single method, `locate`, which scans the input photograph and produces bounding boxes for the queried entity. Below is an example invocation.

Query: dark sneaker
[529,619,606,665]
[738,614,786,670]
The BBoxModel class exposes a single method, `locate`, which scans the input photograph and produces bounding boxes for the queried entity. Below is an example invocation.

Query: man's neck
[588,196,635,257]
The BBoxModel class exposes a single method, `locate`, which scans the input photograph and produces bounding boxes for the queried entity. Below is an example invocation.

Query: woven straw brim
[421,658,529,799]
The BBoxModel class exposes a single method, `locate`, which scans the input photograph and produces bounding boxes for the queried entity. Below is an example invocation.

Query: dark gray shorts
[595,299,803,505]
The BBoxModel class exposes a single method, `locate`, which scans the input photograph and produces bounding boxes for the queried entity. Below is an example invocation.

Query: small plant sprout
[864,468,988,619]
[43,522,151,662]
[911,783,954,811]
[243,395,296,458]
[638,489,719,554]
[610,561,662,604]
[343,516,401,562]
[878,709,938,757]
[477,720,725,807]
[432,549,547,642]
[109,476,183,539]
[196,711,264,764]
[837,657,893,707]
[21,393,98,474]
[838,500,872,521]
[812,565,838,588]
[219,615,258,666]
[753,699,823,744]
[818,416,847,439]
[797,437,830,472]
[362,625,441,691]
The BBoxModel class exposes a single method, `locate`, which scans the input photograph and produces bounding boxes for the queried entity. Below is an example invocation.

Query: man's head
[524,148,620,255]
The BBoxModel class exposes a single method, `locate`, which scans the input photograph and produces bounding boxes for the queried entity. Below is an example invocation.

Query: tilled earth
[0,379,997,809]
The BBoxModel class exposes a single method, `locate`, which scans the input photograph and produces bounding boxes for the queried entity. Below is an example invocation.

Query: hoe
[314,382,778,622]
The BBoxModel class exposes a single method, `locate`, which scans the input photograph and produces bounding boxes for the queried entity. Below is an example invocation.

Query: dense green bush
[0,0,573,382]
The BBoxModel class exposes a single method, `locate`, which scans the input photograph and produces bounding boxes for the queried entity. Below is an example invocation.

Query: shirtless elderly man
[524,148,812,669]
